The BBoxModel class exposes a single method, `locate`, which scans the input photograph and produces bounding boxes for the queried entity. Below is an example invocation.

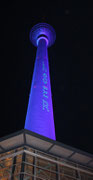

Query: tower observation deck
[24,23,56,140]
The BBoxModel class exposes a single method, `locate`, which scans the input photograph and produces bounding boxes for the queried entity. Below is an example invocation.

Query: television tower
[25,23,56,140]
[0,23,93,180]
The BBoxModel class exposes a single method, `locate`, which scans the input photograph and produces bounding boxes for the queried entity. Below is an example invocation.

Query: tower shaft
[25,38,56,140]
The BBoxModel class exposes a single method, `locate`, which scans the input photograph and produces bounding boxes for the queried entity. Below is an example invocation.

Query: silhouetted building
[0,130,93,179]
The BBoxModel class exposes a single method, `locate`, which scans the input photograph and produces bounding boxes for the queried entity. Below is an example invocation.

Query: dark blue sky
[1,1,93,154]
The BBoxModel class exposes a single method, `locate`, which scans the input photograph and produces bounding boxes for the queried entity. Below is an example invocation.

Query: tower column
[25,23,56,140]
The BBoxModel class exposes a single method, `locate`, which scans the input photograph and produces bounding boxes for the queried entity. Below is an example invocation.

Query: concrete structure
[25,23,56,140]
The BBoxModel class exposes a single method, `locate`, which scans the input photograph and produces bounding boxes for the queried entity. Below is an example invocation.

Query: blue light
[25,23,56,140]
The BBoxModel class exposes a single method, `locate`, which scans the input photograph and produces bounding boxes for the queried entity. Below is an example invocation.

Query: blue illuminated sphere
[29,23,56,47]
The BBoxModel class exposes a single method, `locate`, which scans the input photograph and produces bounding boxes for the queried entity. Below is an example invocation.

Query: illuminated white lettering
[43,86,48,98]
[43,99,49,112]
[42,61,49,112]
[43,73,47,84]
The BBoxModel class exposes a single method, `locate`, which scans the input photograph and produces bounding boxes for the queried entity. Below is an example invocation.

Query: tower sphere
[29,23,56,47]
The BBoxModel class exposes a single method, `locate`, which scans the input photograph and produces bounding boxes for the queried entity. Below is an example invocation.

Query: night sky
[1,1,93,154]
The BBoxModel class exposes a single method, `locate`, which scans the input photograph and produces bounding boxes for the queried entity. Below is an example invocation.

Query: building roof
[0,129,93,170]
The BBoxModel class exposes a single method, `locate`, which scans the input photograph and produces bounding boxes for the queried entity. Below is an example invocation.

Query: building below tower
[0,129,93,180]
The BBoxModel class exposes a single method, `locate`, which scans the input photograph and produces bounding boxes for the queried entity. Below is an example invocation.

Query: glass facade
[0,146,93,180]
